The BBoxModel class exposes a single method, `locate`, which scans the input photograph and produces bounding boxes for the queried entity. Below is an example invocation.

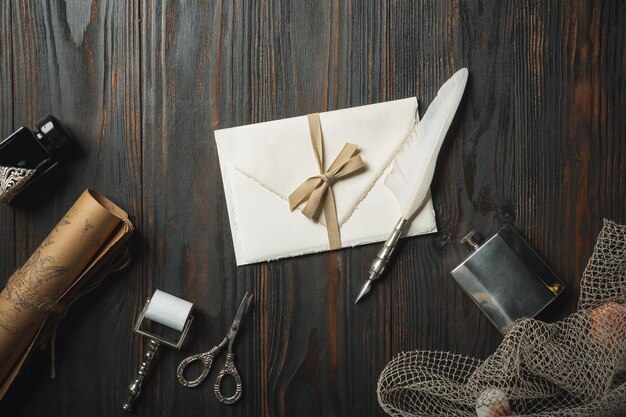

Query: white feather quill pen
[355,68,469,303]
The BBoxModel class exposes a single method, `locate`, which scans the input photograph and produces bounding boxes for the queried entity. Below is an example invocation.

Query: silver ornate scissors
[176,292,253,404]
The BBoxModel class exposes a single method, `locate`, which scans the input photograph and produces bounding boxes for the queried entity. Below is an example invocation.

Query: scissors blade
[226,292,253,342]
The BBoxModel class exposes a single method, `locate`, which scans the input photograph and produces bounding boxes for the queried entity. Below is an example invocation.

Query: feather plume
[385,68,468,219]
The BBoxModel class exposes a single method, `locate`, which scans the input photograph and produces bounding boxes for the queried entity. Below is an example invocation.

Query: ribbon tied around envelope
[288,113,365,249]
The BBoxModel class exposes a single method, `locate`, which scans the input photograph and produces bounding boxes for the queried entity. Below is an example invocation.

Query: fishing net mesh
[377,219,626,416]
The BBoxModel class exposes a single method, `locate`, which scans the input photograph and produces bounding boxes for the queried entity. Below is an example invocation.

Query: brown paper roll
[0,189,134,397]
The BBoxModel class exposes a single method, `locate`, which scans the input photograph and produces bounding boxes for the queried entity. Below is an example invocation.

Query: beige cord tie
[9,246,132,378]
[288,113,365,249]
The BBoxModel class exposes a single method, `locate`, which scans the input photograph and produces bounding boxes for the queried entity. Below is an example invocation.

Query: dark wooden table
[0,1,624,416]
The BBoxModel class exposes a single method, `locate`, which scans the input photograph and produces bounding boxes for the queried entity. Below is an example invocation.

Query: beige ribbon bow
[288,113,365,249]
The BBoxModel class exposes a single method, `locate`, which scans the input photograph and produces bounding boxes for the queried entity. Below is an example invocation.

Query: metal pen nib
[355,217,409,303]
[355,279,373,303]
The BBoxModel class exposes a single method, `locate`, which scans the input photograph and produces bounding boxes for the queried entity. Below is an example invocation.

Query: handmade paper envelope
[215,97,437,265]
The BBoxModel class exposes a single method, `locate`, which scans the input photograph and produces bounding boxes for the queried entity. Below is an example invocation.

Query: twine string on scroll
[0,189,134,399]
[8,246,132,378]
[288,113,365,249]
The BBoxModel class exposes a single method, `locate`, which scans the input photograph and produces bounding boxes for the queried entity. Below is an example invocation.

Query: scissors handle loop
[213,353,243,404]
[176,346,220,388]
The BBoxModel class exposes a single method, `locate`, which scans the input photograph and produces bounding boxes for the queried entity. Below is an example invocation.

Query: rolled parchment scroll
[0,189,134,398]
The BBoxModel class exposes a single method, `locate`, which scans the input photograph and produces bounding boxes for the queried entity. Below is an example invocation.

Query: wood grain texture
[0,1,142,416]
[0,2,14,282]
[0,1,625,416]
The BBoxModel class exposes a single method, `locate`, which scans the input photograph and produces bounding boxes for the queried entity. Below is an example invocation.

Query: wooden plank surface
[0,0,142,415]
[0,2,14,282]
[0,1,624,416]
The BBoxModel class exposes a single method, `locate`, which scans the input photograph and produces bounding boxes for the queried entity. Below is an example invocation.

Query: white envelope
[214,98,437,265]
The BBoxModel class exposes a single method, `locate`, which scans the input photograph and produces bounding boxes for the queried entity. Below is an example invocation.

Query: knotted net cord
[378,220,626,416]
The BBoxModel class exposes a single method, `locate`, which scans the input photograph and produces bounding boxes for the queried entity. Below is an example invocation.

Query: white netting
[378,219,626,417]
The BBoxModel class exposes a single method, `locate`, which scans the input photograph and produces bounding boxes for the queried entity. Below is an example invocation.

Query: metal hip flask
[451,224,564,334]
